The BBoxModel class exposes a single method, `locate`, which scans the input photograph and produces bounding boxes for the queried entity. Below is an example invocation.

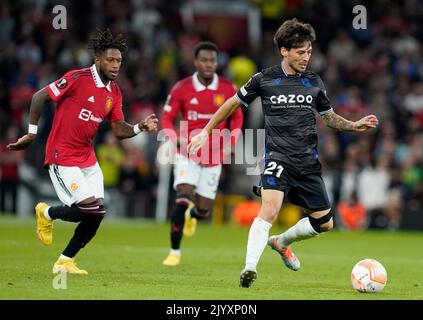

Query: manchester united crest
[213,94,225,107]
[105,96,113,110]
[70,182,79,192]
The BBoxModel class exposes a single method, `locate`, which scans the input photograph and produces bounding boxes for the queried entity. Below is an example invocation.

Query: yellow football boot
[183,202,197,237]
[52,258,88,275]
[35,202,53,245]
[162,253,181,266]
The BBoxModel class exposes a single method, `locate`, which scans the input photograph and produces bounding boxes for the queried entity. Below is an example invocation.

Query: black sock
[170,202,189,250]
[49,205,86,222]
[62,215,103,257]
[62,237,84,258]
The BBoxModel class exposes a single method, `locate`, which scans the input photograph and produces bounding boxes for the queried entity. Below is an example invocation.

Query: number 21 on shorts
[264,161,284,178]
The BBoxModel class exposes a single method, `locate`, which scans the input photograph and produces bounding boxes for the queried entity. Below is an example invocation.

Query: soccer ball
[351,259,387,293]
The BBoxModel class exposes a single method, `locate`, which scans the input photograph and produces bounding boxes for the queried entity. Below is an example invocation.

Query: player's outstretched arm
[321,111,379,132]
[7,88,51,151]
[188,95,239,155]
[111,113,158,140]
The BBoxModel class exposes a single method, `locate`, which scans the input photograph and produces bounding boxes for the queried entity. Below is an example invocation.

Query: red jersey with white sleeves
[161,72,243,166]
[44,64,124,168]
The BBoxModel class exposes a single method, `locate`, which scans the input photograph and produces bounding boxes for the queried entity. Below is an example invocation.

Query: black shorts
[260,159,331,212]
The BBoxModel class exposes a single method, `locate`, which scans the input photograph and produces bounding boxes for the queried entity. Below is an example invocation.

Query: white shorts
[48,163,104,207]
[173,154,222,200]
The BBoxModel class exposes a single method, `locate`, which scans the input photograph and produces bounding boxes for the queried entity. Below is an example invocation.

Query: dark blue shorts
[260,159,331,212]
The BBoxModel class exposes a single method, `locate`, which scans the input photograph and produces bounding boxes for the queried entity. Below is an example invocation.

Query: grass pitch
[0,215,422,300]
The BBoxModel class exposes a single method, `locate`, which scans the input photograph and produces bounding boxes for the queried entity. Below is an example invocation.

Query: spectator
[97,131,124,188]
[337,192,367,231]
[0,125,24,214]
[357,156,391,225]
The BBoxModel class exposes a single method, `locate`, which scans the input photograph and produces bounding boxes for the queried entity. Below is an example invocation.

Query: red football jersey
[44,64,124,168]
[161,72,243,166]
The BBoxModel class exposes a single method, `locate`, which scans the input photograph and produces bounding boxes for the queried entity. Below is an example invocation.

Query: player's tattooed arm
[320,111,379,132]
[321,111,355,131]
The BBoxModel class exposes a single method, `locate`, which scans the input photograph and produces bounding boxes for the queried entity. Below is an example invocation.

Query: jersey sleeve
[315,75,333,116]
[44,71,78,102]
[107,87,124,123]
[160,84,183,143]
[235,72,262,107]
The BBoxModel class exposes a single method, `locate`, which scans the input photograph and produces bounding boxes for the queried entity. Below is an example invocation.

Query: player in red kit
[161,42,243,266]
[7,29,158,274]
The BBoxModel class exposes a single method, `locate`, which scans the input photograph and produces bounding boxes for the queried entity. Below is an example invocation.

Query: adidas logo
[88,96,95,102]
[189,97,199,105]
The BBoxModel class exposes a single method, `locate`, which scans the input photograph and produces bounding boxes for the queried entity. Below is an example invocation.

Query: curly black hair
[273,18,316,51]
[88,28,127,55]
[194,41,219,58]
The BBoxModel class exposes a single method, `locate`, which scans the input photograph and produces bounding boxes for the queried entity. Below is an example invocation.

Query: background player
[161,41,243,266]
[188,19,378,287]
[7,29,158,274]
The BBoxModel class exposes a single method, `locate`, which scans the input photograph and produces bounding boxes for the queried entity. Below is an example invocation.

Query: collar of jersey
[280,61,302,78]
[192,72,218,91]
[90,64,112,92]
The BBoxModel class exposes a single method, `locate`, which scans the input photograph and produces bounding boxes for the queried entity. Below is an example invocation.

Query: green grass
[0,215,422,300]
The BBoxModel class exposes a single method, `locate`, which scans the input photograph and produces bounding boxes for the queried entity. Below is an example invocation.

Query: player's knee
[320,218,333,232]
[176,184,194,197]
[175,194,191,206]
[192,207,210,219]
[308,209,333,233]
[76,200,106,216]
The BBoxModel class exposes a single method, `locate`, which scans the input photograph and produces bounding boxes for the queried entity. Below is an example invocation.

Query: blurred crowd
[0,0,422,230]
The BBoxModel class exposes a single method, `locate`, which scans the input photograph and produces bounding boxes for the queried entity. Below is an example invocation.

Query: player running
[7,29,158,274]
[161,42,243,266]
[188,19,378,287]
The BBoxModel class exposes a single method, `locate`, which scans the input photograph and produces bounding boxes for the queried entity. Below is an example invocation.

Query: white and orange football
[351,259,387,293]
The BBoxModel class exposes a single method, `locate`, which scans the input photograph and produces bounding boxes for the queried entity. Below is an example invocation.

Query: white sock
[43,207,52,220]
[279,217,319,247]
[59,254,71,260]
[245,217,272,271]
[170,249,181,256]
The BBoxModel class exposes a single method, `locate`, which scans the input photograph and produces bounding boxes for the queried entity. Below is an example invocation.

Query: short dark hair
[194,41,219,58]
[88,28,127,56]
[273,18,316,51]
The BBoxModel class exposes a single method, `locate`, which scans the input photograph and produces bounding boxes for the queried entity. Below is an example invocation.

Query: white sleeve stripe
[235,94,249,107]
[319,108,333,115]
[49,83,60,97]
